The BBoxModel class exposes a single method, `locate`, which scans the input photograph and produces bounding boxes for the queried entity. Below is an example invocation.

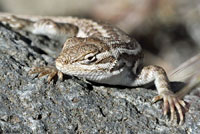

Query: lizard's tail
[169,53,200,98]
[0,12,77,23]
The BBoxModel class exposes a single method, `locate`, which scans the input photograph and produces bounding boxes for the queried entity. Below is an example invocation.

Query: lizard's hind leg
[0,15,78,43]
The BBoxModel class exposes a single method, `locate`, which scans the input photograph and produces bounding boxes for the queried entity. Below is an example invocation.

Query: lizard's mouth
[55,60,129,84]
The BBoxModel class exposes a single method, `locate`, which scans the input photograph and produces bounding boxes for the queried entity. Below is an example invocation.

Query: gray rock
[0,23,199,134]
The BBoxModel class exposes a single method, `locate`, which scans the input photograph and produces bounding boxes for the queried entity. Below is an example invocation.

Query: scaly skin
[0,12,187,124]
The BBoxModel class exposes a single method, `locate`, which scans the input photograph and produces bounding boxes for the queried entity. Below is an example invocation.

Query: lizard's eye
[87,56,95,61]
[84,53,97,64]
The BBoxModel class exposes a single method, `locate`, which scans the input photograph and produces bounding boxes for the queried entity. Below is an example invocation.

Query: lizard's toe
[152,90,187,125]
[29,66,63,82]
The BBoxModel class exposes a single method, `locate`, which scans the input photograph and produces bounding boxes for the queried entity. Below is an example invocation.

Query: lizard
[0,12,187,124]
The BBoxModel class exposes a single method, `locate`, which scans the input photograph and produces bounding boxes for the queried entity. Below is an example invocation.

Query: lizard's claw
[29,66,63,82]
[152,90,187,125]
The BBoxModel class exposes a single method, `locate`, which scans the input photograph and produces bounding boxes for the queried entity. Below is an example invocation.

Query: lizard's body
[0,12,187,124]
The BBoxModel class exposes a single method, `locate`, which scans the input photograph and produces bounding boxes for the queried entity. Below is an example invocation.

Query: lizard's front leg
[131,65,187,124]
[29,66,64,82]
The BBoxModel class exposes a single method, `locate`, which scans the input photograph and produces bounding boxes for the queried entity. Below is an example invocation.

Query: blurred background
[0,0,199,74]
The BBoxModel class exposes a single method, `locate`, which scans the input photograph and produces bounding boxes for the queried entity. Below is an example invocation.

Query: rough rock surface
[0,23,199,134]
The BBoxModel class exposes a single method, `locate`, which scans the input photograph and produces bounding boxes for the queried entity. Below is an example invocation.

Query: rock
[0,23,199,134]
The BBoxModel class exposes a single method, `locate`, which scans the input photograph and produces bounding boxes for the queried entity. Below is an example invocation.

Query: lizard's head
[55,37,118,81]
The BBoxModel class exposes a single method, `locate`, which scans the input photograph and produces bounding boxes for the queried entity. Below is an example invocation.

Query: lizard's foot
[29,66,63,82]
[152,90,187,125]
[0,15,32,29]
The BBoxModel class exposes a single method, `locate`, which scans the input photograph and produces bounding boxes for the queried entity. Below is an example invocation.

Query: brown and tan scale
[0,13,189,125]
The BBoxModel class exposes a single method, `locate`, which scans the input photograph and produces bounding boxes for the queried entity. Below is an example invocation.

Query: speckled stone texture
[0,23,199,134]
